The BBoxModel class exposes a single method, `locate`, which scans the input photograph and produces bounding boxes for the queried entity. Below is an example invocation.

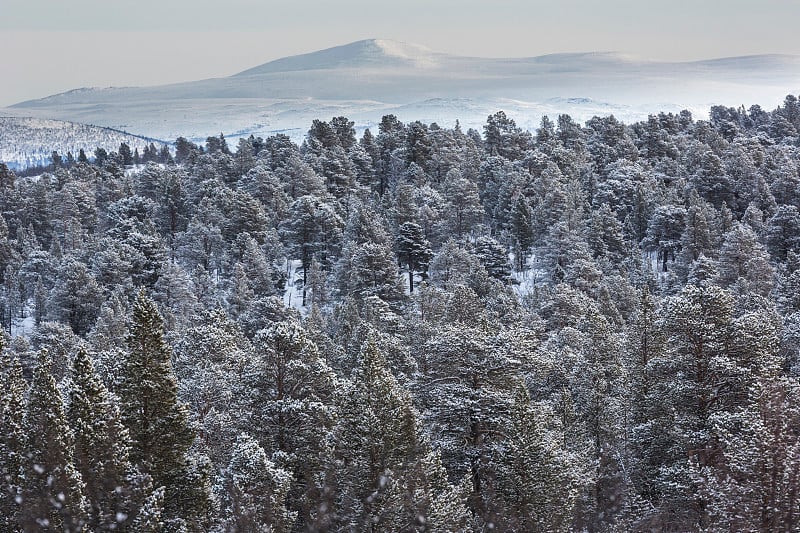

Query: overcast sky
[2,0,798,107]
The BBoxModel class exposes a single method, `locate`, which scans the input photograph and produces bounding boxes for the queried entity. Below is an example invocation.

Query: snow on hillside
[0,95,710,150]
[0,117,168,170]
[235,39,441,76]
[4,39,800,150]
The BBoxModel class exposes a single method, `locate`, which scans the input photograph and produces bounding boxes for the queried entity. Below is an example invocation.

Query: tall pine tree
[0,344,26,532]
[396,221,433,293]
[18,350,88,532]
[119,292,210,532]
[333,337,469,531]
[68,346,141,531]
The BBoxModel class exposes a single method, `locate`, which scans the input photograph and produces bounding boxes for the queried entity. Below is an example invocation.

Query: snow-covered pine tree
[131,487,164,533]
[223,434,297,532]
[440,170,484,238]
[248,319,336,529]
[119,291,210,532]
[333,337,468,531]
[281,195,344,306]
[67,347,139,531]
[473,236,511,281]
[641,284,781,530]
[0,344,26,532]
[496,384,579,532]
[571,308,628,530]
[18,350,88,532]
[509,195,534,270]
[625,285,665,505]
[695,376,800,531]
[396,221,433,293]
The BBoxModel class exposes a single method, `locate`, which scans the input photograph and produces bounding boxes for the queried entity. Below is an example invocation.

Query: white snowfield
[2,39,800,153]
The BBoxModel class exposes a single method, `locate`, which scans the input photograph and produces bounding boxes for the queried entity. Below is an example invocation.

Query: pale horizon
[2,0,799,107]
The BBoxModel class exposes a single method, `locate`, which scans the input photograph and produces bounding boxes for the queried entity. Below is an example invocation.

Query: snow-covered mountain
[4,39,800,148]
[0,117,168,171]
[235,39,444,74]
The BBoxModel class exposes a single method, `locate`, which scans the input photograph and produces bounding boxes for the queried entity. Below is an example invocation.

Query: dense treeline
[2,95,800,531]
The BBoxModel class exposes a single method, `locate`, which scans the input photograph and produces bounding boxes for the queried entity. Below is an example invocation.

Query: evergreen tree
[119,143,133,166]
[483,111,530,160]
[405,120,433,170]
[716,222,774,296]
[474,236,511,281]
[697,377,800,531]
[47,258,104,335]
[0,344,26,532]
[641,284,781,529]
[130,487,164,533]
[281,196,343,306]
[68,347,139,531]
[18,350,88,532]
[626,285,665,503]
[571,308,628,530]
[643,204,686,272]
[396,221,432,293]
[331,116,356,149]
[171,309,251,468]
[119,292,209,531]
[346,241,404,302]
[248,320,336,528]
[510,195,535,270]
[416,321,520,526]
[332,337,469,531]
[93,147,108,166]
[441,170,484,237]
[239,165,290,223]
[205,133,230,155]
[766,205,800,261]
[496,385,578,532]
[224,434,297,532]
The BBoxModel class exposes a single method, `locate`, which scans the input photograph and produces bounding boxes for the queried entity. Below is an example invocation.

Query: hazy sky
[2,0,798,107]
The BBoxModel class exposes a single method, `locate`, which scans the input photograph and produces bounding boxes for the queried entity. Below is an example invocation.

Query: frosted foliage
[225,434,297,532]
[5,95,800,531]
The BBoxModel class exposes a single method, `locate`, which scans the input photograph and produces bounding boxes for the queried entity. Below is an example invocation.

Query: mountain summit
[235,39,442,76]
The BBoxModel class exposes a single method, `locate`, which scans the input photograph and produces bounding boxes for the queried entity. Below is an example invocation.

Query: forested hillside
[2,95,800,531]
[0,117,169,172]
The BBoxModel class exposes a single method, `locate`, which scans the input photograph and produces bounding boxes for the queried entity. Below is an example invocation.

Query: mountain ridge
[4,39,800,152]
[12,39,800,107]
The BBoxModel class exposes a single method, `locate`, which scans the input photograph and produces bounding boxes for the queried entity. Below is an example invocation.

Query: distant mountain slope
[0,117,168,171]
[14,41,800,105]
[234,39,443,75]
[4,39,800,145]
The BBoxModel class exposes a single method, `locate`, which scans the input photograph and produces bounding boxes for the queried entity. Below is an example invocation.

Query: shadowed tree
[396,221,432,293]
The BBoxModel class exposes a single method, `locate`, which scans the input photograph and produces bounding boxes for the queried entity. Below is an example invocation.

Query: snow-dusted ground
[283,259,309,315]
[10,315,35,338]
[510,251,549,300]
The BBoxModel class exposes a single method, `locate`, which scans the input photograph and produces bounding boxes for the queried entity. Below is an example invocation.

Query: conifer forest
[5,97,800,532]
